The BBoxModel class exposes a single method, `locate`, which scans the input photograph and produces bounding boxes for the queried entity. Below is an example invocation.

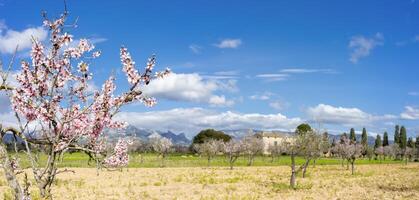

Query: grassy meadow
[10,152,405,168]
[1,153,418,199]
[1,163,418,199]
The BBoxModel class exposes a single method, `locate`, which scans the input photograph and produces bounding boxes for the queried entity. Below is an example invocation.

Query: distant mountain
[220,129,294,139]
[328,133,392,146]
[104,125,191,145]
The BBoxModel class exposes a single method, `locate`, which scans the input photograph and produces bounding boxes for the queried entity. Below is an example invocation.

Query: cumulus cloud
[349,33,383,63]
[215,39,242,49]
[307,104,396,126]
[400,106,419,120]
[115,108,303,137]
[0,22,48,54]
[142,73,235,106]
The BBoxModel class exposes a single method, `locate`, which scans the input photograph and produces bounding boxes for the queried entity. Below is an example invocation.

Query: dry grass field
[1,163,419,199]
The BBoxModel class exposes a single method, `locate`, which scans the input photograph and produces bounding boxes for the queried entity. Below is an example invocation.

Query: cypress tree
[361,128,368,147]
[399,126,407,150]
[374,134,382,149]
[383,131,389,146]
[349,128,356,142]
[394,125,400,145]
[341,132,348,143]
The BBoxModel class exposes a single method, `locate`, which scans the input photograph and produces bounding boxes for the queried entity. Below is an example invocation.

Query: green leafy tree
[399,126,407,149]
[399,126,407,158]
[415,136,419,161]
[394,125,400,145]
[192,129,232,144]
[374,135,382,149]
[295,123,312,135]
[349,128,356,142]
[361,128,368,148]
[383,132,389,146]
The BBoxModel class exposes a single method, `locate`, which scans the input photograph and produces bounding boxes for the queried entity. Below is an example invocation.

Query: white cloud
[189,44,202,54]
[408,91,419,96]
[349,33,384,63]
[400,106,419,120]
[142,73,235,106]
[279,68,336,74]
[269,100,289,111]
[249,92,274,101]
[215,39,242,49]
[307,104,396,126]
[0,22,48,54]
[256,74,289,81]
[115,108,302,137]
[414,35,419,42]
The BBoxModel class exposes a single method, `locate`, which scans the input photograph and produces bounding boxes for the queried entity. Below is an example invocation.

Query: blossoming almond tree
[0,10,170,199]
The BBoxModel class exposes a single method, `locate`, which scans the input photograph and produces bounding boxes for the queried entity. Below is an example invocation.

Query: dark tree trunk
[351,160,355,175]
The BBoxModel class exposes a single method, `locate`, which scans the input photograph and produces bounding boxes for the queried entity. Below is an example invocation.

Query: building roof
[254,131,291,138]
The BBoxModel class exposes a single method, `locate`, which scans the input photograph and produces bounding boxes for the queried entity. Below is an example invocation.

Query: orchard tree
[383,131,389,146]
[267,143,284,163]
[241,134,264,166]
[286,130,321,189]
[150,137,173,167]
[339,137,363,175]
[374,146,384,161]
[0,10,170,199]
[193,139,224,167]
[223,140,243,170]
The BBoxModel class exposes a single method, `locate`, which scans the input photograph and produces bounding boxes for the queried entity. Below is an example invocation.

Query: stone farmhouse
[254,131,294,154]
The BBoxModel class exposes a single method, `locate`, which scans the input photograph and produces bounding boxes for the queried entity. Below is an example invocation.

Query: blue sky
[0,0,418,138]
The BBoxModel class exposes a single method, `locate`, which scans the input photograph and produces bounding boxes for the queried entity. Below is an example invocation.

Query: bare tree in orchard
[223,140,243,170]
[193,139,224,167]
[337,137,363,175]
[285,130,320,189]
[150,137,173,167]
[267,143,284,163]
[241,134,264,166]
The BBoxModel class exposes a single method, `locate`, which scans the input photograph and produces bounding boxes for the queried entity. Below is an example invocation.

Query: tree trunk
[0,143,25,200]
[207,156,211,167]
[290,153,297,189]
[313,159,317,168]
[247,155,254,166]
[351,160,355,175]
[302,159,310,178]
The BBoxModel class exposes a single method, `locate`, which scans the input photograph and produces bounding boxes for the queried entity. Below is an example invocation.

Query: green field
[12,152,405,168]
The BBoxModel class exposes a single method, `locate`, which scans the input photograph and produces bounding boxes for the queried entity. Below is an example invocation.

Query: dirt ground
[1,164,418,199]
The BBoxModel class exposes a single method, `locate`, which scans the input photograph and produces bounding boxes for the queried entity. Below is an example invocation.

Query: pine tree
[374,134,382,149]
[399,126,407,150]
[361,127,368,147]
[394,125,400,145]
[349,128,356,142]
[383,131,389,146]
